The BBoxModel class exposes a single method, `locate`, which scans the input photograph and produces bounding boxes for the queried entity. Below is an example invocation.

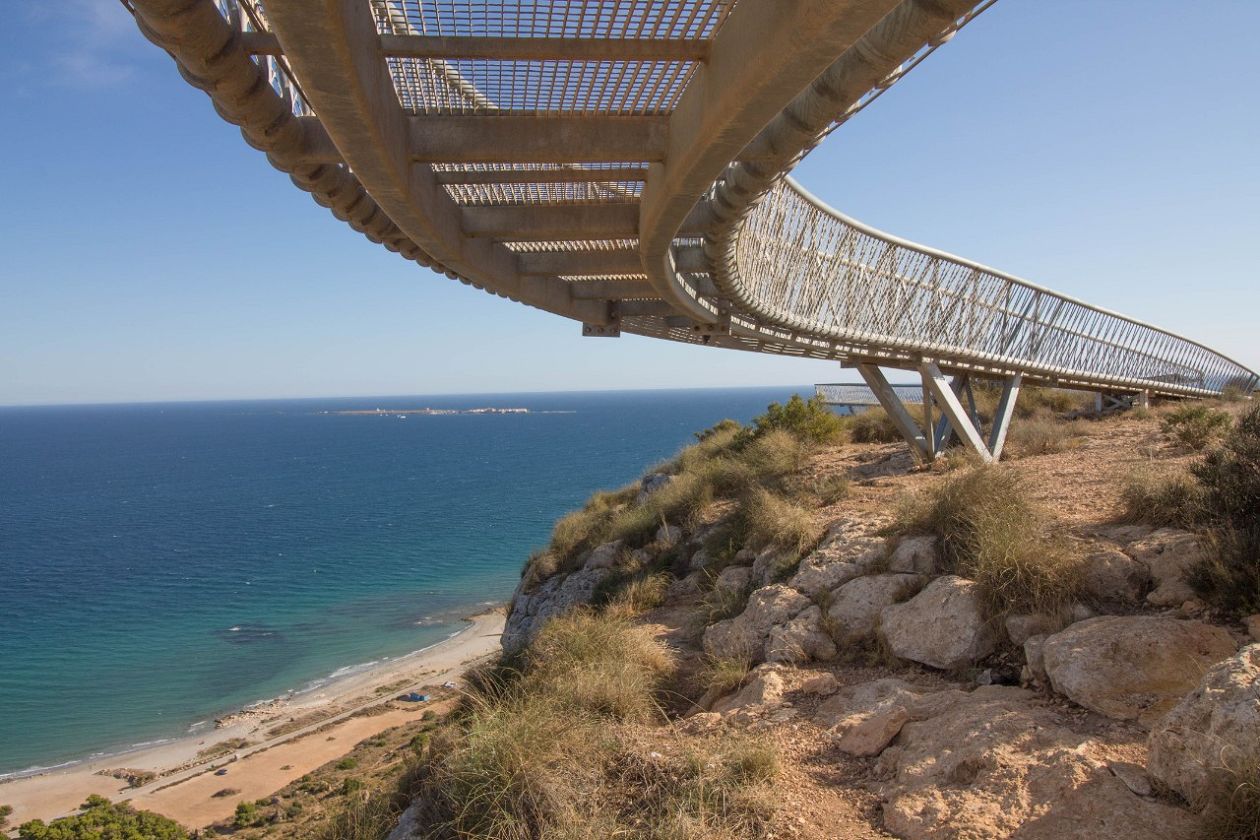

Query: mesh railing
[722,179,1257,397]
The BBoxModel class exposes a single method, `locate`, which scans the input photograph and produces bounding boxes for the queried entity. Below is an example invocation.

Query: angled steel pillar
[987,373,1022,461]
[921,362,993,462]
[856,363,929,462]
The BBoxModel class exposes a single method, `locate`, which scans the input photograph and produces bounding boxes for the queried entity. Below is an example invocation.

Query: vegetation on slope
[16,795,187,840]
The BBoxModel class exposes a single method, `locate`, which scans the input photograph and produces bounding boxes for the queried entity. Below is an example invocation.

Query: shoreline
[0,610,505,830]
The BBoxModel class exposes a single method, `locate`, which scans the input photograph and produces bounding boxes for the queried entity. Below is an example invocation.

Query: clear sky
[1,1,1256,406]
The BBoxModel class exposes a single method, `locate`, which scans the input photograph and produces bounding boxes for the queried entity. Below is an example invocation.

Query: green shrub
[341,778,365,796]
[18,797,187,840]
[335,757,359,771]
[895,466,1084,618]
[1,804,12,828]
[1162,404,1233,450]
[234,800,264,829]
[749,394,845,445]
[1194,405,1260,534]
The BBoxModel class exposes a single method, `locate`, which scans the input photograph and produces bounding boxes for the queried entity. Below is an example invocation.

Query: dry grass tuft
[1200,753,1260,840]
[1005,414,1083,457]
[741,487,821,555]
[698,655,753,697]
[848,406,906,444]
[1119,467,1204,529]
[896,466,1084,618]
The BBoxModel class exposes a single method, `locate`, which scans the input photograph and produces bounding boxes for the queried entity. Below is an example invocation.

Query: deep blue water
[0,387,807,775]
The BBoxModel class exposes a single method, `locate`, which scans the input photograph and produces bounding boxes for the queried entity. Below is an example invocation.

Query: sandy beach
[0,610,504,832]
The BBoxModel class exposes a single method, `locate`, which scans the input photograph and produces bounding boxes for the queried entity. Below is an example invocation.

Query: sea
[0,387,810,777]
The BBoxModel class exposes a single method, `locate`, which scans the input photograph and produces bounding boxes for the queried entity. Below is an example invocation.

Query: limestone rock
[1005,613,1061,647]
[1124,528,1207,607]
[712,565,751,600]
[582,540,624,570]
[1148,644,1260,805]
[827,573,926,643]
[1023,634,1049,685]
[655,524,683,546]
[766,605,837,663]
[814,678,925,756]
[1041,616,1236,723]
[712,666,785,714]
[880,576,997,670]
[688,547,712,572]
[666,570,705,601]
[636,472,672,504]
[1079,546,1150,605]
[502,567,611,653]
[880,687,1197,840]
[750,547,795,588]
[703,584,811,663]
[800,672,839,695]
[788,522,885,597]
[1244,614,1260,642]
[1109,761,1153,798]
[888,535,938,575]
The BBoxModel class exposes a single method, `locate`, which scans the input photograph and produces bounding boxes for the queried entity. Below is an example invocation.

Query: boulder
[1023,634,1049,685]
[1244,614,1260,643]
[1148,644,1260,806]
[636,472,672,504]
[766,605,837,663]
[712,666,786,714]
[712,565,751,600]
[666,570,705,601]
[750,547,795,588]
[814,678,925,756]
[1123,529,1207,607]
[880,687,1197,840]
[1041,616,1236,724]
[582,540,625,570]
[703,584,811,663]
[800,672,839,695]
[827,574,926,643]
[788,522,885,597]
[655,523,683,546]
[1079,546,1150,605]
[888,535,938,575]
[1005,613,1062,647]
[688,547,713,572]
[880,576,997,670]
[502,567,611,653]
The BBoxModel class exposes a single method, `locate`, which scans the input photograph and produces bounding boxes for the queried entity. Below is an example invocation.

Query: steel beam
[434,167,648,185]
[518,250,643,276]
[462,204,638,239]
[570,280,655,300]
[241,31,710,61]
[409,116,668,164]
[988,374,1022,461]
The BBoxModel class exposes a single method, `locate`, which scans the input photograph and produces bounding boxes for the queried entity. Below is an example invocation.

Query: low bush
[602,572,671,617]
[17,796,187,840]
[1,804,12,829]
[1193,405,1260,534]
[849,406,906,444]
[1162,404,1233,450]
[698,655,753,697]
[749,394,845,445]
[895,466,1083,618]
[1119,467,1204,529]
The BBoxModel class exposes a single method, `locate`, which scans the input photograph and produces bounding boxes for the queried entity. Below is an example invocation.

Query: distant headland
[324,407,536,416]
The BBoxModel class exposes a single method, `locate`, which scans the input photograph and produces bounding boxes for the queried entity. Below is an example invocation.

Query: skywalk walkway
[125,0,1256,461]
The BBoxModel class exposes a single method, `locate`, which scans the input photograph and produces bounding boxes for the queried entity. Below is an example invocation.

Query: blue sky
[1,1,1256,406]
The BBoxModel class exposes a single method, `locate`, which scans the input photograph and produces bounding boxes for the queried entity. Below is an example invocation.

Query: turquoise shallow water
[0,387,807,775]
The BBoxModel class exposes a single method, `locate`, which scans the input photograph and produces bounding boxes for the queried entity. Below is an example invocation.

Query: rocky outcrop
[502,567,610,653]
[880,576,996,670]
[1079,546,1150,605]
[582,540,624,570]
[712,565,751,600]
[878,686,1197,840]
[703,584,810,662]
[788,522,885,597]
[1041,616,1236,723]
[1123,529,1206,607]
[814,678,929,756]
[826,573,926,644]
[766,605,836,663]
[1148,645,1260,806]
[1004,612,1062,647]
[712,666,786,714]
[888,535,938,575]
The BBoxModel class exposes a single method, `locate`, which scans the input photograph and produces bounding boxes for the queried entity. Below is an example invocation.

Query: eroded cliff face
[498,413,1258,840]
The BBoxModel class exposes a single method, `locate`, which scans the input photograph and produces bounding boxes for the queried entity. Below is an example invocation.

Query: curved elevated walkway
[125,0,1255,459]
